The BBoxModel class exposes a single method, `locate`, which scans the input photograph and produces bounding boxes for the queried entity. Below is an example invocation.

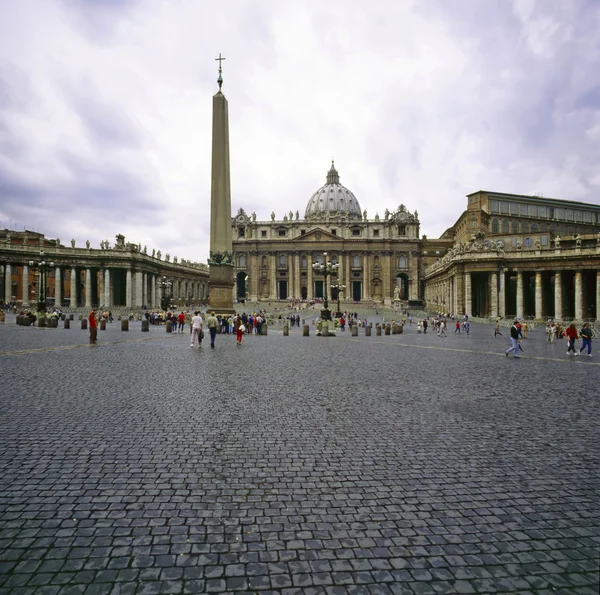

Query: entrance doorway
[352,281,361,301]
[278,280,288,300]
[236,271,247,300]
[301,286,307,300]
[314,280,324,299]
[395,273,409,300]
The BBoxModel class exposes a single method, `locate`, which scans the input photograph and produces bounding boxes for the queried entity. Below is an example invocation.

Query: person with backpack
[505,320,521,358]
[579,323,593,357]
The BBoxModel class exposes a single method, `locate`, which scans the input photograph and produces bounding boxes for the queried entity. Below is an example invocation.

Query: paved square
[1,316,599,594]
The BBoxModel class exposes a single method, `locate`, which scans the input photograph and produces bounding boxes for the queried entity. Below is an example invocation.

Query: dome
[305,162,362,220]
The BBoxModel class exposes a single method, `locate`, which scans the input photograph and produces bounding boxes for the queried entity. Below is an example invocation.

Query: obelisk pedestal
[208,87,235,314]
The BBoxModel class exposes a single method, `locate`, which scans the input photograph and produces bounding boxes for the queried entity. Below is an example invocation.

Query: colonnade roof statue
[305,161,362,220]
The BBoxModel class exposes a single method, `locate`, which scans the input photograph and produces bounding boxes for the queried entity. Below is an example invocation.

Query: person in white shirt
[190,311,203,348]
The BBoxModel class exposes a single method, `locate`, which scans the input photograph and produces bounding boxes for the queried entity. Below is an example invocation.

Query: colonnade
[426,268,600,321]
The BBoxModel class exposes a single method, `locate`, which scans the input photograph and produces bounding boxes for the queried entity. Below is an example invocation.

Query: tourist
[234,313,244,346]
[423,319,428,334]
[177,311,185,333]
[505,320,521,358]
[438,320,447,337]
[522,321,529,338]
[190,311,203,348]
[455,320,460,334]
[565,322,579,356]
[465,320,470,334]
[88,309,98,344]
[494,319,502,337]
[206,311,219,348]
[579,323,593,357]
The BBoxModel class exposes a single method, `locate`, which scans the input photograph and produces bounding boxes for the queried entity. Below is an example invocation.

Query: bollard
[392,324,397,335]
[61,314,65,321]
[166,321,172,333]
[16,315,21,325]
[81,319,88,330]
[385,324,391,336]
[141,320,149,332]
[79,314,83,321]
[398,324,403,334]
[69,314,74,320]
[100,319,107,331]
[64,318,70,329]
[321,321,330,337]
[303,324,310,336]
[283,325,289,336]
[369,322,373,328]
[302,319,305,325]
[121,319,129,331]
[261,324,268,335]
[365,326,371,337]
[376,325,382,336]
[351,326,358,337]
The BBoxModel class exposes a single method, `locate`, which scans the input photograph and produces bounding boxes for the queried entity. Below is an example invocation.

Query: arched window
[261,256,267,268]
[352,255,361,267]
[501,220,509,233]
[511,222,519,234]
[238,254,246,268]
[279,254,287,267]
[531,223,538,233]
[521,222,529,234]
[331,254,338,264]
[373,255,380,268]
[491,219,499,233]
[398,255,407,269]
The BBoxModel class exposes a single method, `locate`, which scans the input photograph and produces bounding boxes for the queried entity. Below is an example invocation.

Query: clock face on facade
[236,214,246,224]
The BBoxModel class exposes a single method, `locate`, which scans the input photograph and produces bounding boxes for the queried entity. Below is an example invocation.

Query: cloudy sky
[1,0,599,262]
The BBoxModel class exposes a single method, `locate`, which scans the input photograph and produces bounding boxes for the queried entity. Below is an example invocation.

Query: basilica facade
[231,163,422,306]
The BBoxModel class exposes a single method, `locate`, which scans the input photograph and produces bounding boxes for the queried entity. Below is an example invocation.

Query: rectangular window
[538,206,547,218]
[574,210,582,222]
[500,201,509,214]
[524,237,531,247]
[261,230,267,238]
[490,200,499,213]
[541,236,548,246]
[520,204,528,216]
[352,229,361,236]
[331,229,336,235]
[528,205,538,217]
[555,208,565,220]
[565,209,574,221]
[373,229,379,237]
[278,230,286,237]
[398,226,406,235]
[510,202,520,215]
[300,229,306,235]
[583,211,592,223]
[549,207,554,218]
[238,227,245,237]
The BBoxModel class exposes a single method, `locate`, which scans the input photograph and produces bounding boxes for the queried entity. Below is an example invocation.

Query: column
[55,267,62,308]
[126,269,132,308]
[104,269,112,308]
[70,267,77,307]
[574,271,583,321]
[345,253,351,299]
[464,272,472,318]
[554,272,562,320]
[498,271,506,319]
[21,264,29,306]
[142,272,147,307]
[535,272,543,320]
[151,274,157,309]
[85,268,92,308]
[516,272,524,319]
[293,254,300,299]
[307,255,313,300]
[596,271,600,322]
[270,254,277,299]
[135,271,143,307]
[490,272,498,319]
[363,254,370,300]
[4,264,11,303]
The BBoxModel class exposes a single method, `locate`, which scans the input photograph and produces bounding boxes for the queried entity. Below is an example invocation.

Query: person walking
[494,319,502,337]
[190,311,203,348]
[177,311,185,333]
[438,320,447,337]
[455,320,460,334]
[505,320,521,358]
[423,319,428,334]
[234,313,244,347]
[566,322,579,356]
[88,309,98,344]
[206,311,219,348]
[579,323,592,357]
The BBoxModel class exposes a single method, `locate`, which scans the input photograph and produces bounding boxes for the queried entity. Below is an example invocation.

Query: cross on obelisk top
[215,53,226,90]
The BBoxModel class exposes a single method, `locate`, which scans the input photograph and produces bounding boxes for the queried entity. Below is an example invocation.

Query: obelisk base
[209,264,235,314]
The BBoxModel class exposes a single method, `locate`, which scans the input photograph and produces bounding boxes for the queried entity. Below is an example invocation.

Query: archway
[395,273,409,300]
[236,271,247,300]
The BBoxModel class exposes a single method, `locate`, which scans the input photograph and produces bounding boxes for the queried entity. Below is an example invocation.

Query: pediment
[292,227,343,242]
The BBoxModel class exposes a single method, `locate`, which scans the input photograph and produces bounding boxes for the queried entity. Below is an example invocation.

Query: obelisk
[208,53,235,313]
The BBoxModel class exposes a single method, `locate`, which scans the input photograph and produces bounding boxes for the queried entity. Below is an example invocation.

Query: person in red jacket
[88,309,98,344]
[565,323,579,357]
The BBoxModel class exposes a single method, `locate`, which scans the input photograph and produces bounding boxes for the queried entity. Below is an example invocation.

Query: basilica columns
[363,254,370,300]
[498,271,505,318]
[597,271,600,321]
[574,272,583,320]
[21,265,29,306]
[55,266,62,308]
[464,272,472,318]
[554,272,562,319]
[307,259,313,300]
[4,264,11,303]
[71,267,77,307]
[269,255,277,299]
[135,271,143,308]
[126,269,132,307]
[516,272,523,319]
[490,272,498,319]
[535,272,543,320]
[85,269,92,308]
[151,275,157,309]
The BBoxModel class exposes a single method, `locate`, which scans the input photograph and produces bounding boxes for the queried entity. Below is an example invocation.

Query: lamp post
[28,250,53,313]
[312,252,339,321]
[331,283,346,316]
[157,276,173,311]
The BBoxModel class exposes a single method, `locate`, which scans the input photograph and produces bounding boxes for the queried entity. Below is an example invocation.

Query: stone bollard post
[100,319,107,331]
[16,315,21,325]
[121,319,129,331]
[141,320,149,332]
[376,325,382,336]
[303,324,310,336]
[369,322,373,328]
[365,326,371,337]
[61,314,65,321]
[321,321,330,337]
[81,319,88,330]
[302,319,305,325]
[283,325,289,336]
[392,324,398,335]
[385,324,391,335]
[166,321,172,333]
[64,318,70,329]
[398,324,403,334]
[69,314,74,320]
[351,326,358,337]
[261,324,268,335]
[79,314,83,321]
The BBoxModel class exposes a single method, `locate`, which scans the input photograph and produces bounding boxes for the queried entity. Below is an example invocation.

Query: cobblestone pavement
[1,316,598,594]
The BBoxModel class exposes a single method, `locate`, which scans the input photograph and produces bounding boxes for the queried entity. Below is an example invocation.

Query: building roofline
[467,190,600,210]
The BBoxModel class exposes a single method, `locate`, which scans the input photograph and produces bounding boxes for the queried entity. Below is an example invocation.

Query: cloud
[0,0,598,259]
